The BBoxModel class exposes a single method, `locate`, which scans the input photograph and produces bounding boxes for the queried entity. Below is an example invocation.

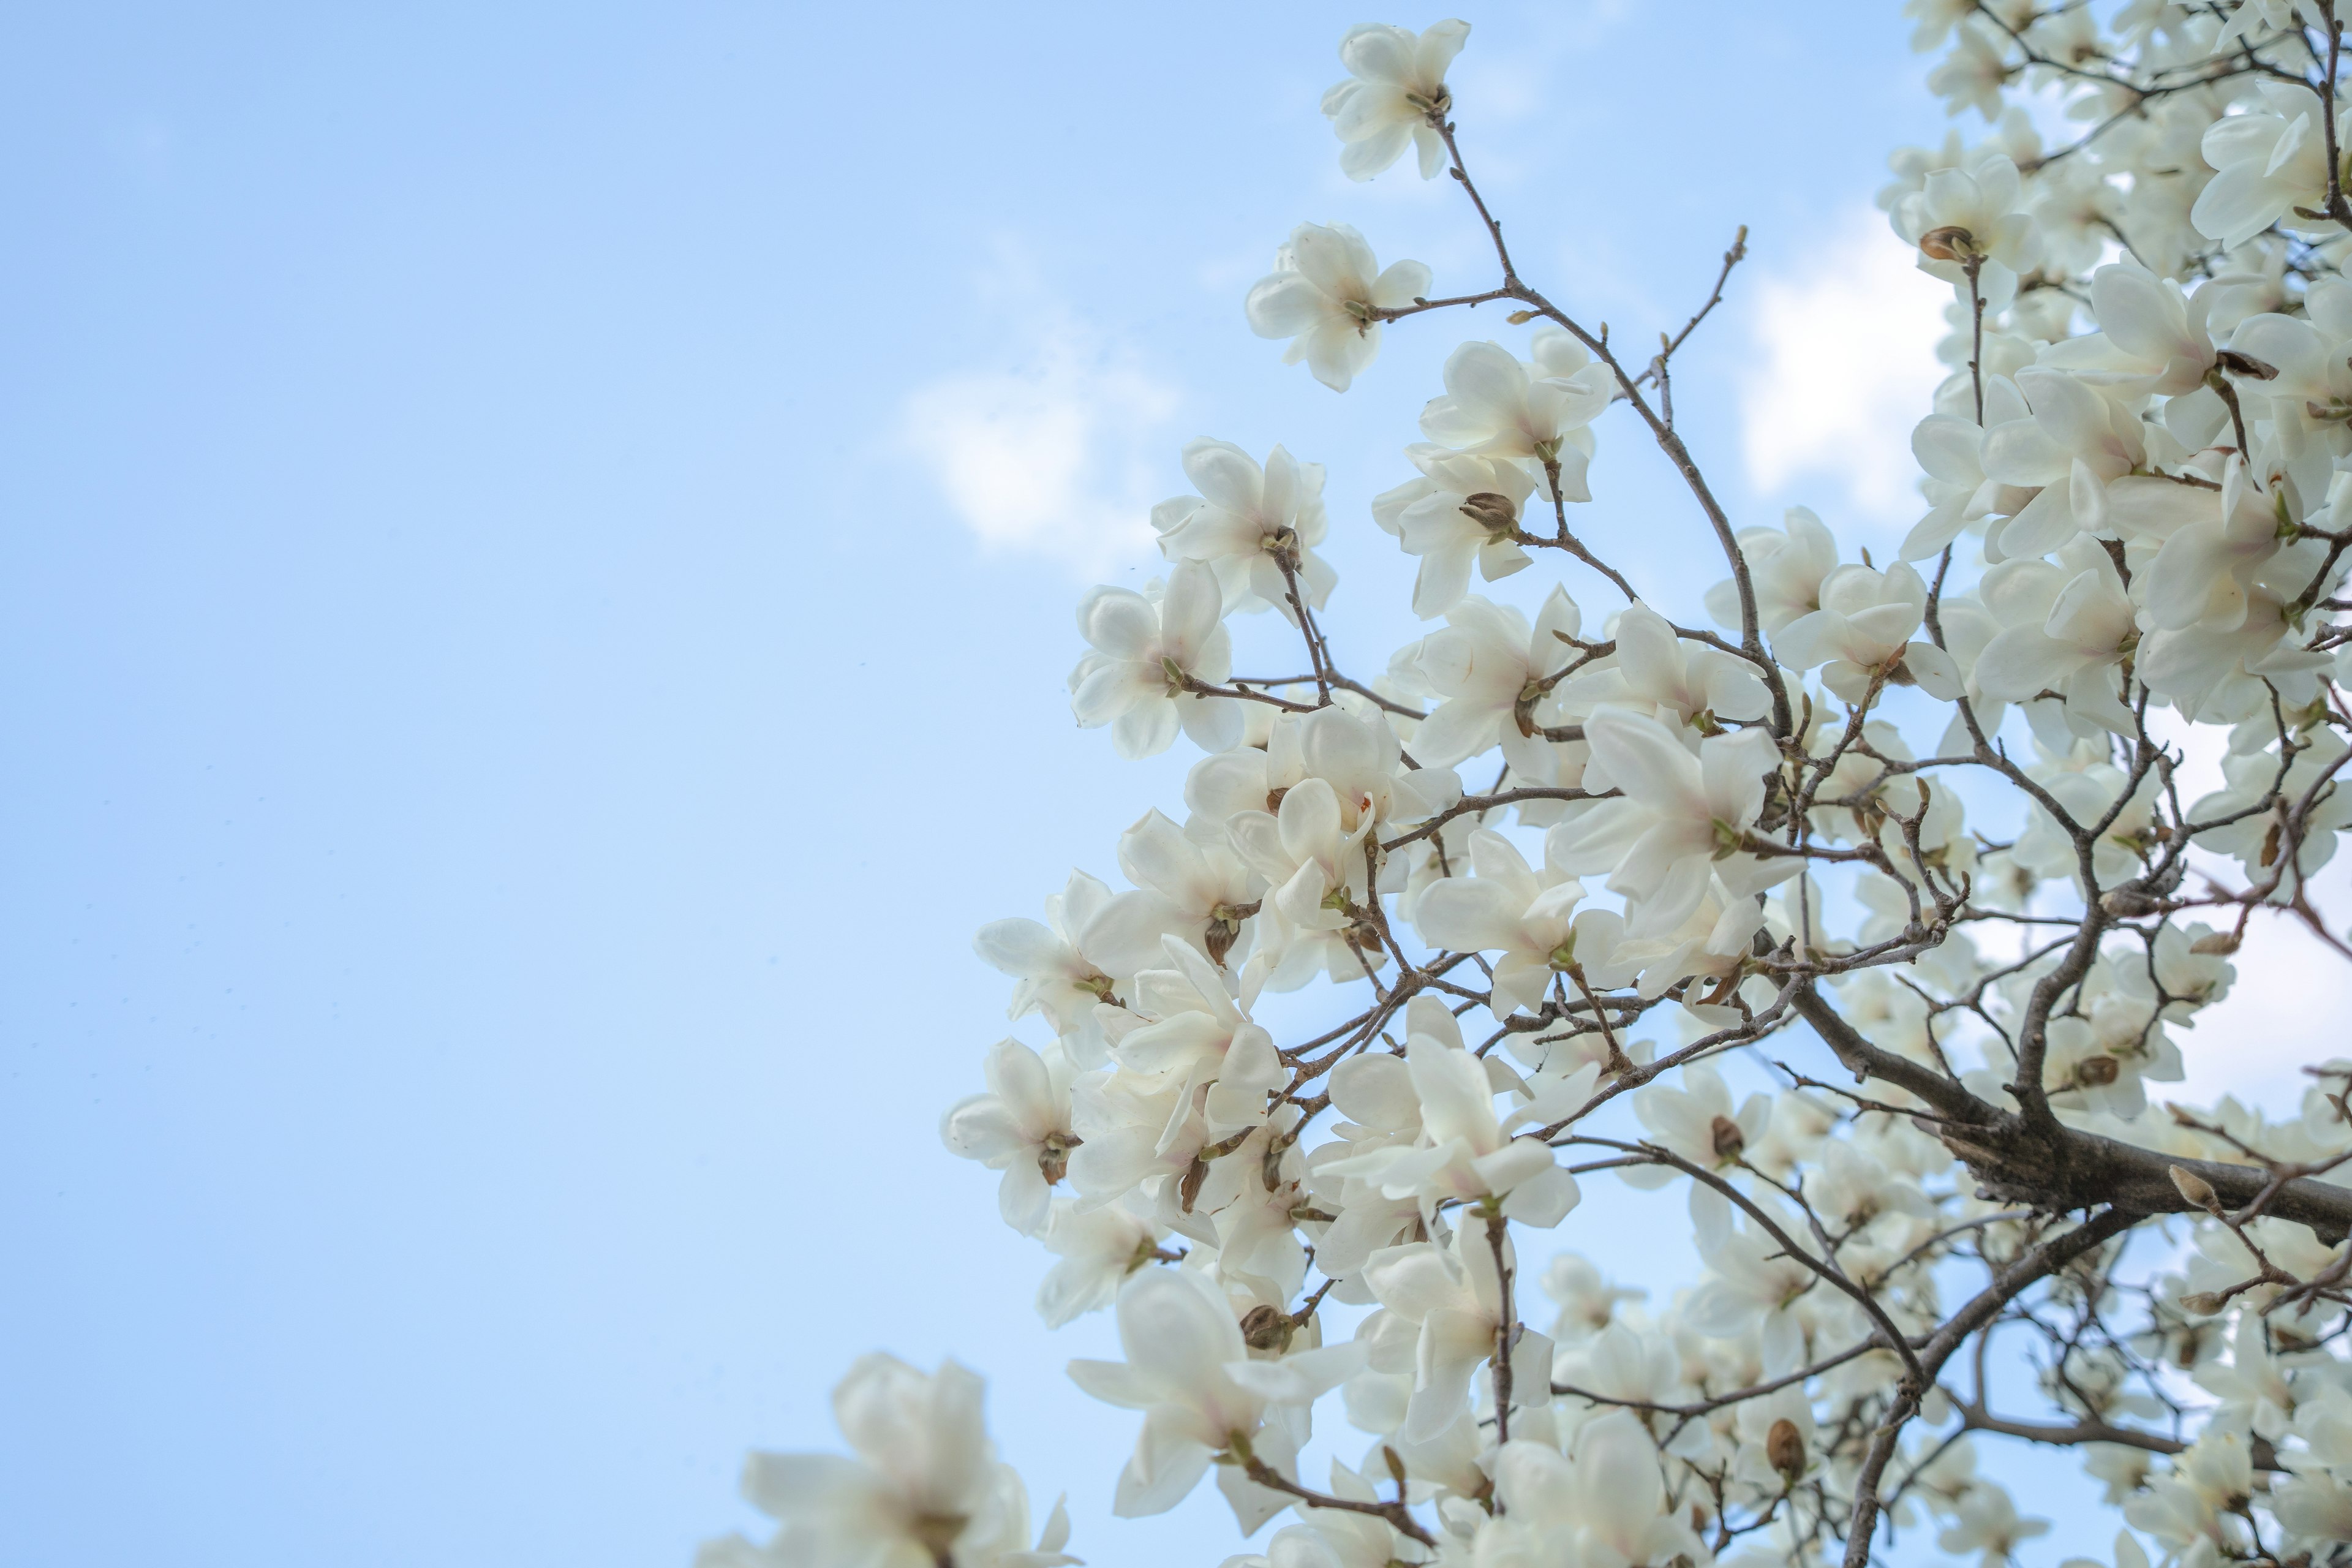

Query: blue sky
[5,4,2331,1565]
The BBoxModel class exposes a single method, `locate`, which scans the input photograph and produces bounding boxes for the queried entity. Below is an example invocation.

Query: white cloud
[1740,207,1949,526]
[903,297,1180,578]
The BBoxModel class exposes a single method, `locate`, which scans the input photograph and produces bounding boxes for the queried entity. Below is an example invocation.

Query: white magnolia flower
[1548,707,1786,937]
[1481,1415,1705,1568]
[1410,827,1630,1016]
[700,1355,1075,1568]
[1977,368,2146,560]
[1566,600,1770,728]
[1371,445,1537,617]
[1153,439,1336,621]
[975,870,1185,1057]
[1068,1266,1360,1519]
[1893,148,2043,308]
[2192,81,2342,247]
[1036,1198,1163,1327]
[1708,506,1841,635]
[1069,562,1241,759]
[1417,335,1614,500]
[1245,223,1432,392]
[1320,20,1469,181]
[942,1038,1082,1235]
[1971,540,2138,735]
[1320,993,1585,1223]
[1773,557,1964,704]
[1360,1226,1555,1441]
[1408,588,1583,771]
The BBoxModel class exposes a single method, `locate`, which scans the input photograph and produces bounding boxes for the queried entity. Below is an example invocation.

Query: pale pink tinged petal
[1243,273,1327,339]
[1300,705,1382,785]
[1463,824,1537,888]
[1698,729,1774,824]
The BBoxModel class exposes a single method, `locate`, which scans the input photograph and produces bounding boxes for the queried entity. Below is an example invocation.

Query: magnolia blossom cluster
[710,8,2352,1567]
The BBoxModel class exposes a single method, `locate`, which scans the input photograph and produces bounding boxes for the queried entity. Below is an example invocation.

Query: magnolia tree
[703,6,2352,1566]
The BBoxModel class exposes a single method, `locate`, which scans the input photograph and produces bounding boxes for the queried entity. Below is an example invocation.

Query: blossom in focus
[1068,1266,1359,1520]
[1319,20,1469,181]
[1069,562,1241,760]
[1416,334,1613,500]
[942,1038,1083,1235]
[1371,445,1536,617]
[1245,223,1432,393]
[1153,439,1336,620]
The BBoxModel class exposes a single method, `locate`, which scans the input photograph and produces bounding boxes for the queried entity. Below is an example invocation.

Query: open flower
[700,1355,1075,1568]
[1069,562,1240,759]
[1152,439,1336,621]
[1320,20,1469,180]
[1245,223,1431,392]
[942,1038,1082,1235]
[1068,1266,1360,1520]
[1548,707,1786,937]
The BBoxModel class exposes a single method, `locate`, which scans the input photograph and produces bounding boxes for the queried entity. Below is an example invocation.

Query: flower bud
[2169,1164,2220,1212]
[1239,1303,1294,1353]
[2190,930,2241,956]
[2075,1055,2120,1088]
[1710,1114,1746,1160]
[1766,1417,1806,1483]
[1458,491,1519,537]
[1917,224,1977,262]
[2178,1291,2227,1317]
